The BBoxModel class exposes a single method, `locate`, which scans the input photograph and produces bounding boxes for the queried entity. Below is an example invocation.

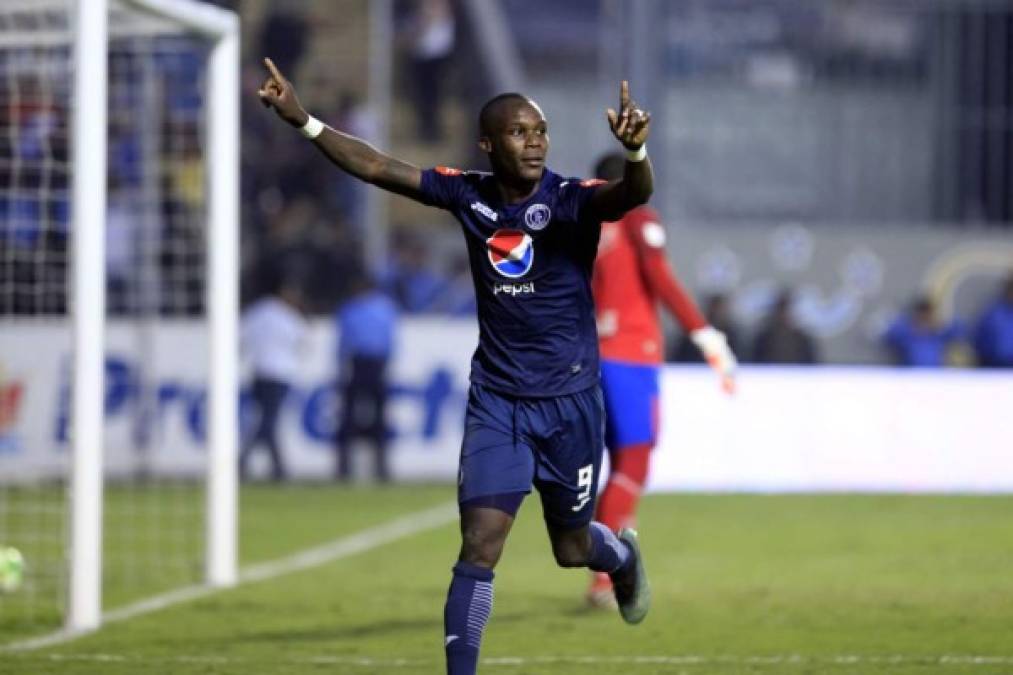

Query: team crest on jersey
[487,229,534,278]
[435,166,462,176]
[580,178,607,188]
[523,203,551,231]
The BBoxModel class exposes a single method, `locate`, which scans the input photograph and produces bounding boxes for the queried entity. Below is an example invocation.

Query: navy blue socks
[443,560,494,675]
[586,521,632,573]
[443,524,630,673]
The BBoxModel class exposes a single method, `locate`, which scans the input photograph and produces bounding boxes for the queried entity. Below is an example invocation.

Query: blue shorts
[458,384,605,529]
[600,359,659,451]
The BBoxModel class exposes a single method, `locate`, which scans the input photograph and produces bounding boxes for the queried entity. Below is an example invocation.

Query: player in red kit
[587,152,738,606]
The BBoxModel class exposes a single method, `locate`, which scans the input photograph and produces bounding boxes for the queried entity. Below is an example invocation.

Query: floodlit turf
[4,486,1013,674]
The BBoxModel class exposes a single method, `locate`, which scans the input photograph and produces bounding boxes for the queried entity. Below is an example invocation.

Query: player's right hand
[690,326,737,395]
[258,57,309,128]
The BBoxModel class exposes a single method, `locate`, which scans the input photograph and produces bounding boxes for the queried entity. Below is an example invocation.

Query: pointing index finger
[620,80,629,109]
[263,57,285,84]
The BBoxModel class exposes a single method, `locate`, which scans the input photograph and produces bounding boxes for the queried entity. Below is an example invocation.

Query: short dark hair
[593,152,626,181]
[913,295,934,314]
[479,92,531,136]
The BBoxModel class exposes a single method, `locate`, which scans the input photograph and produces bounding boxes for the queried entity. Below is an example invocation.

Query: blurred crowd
[0,62,70,315]
[0,40,210,316]
[2,0,1012,372]
[880,276,1013,369]
[669,275,1013,370]
[0,0,465,320]
[240,0,463,316]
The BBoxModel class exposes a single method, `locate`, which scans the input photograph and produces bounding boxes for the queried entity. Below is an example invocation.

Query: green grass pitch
[3,485,1012,674]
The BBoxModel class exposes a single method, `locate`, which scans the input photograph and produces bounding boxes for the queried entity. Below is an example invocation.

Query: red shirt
[593,206,707,365]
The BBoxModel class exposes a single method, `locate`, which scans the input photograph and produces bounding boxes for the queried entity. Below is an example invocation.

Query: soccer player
[587,152,738,607]
[258,59,652,674]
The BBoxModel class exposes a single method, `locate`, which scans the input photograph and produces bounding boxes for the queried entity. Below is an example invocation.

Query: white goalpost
[0,0,238,639]
[68,0,239,633]
[69,0,109,632]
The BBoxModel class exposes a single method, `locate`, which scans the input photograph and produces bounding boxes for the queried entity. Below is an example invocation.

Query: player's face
[483,102,550,183]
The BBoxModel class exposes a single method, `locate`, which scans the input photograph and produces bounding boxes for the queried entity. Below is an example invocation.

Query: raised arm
[628,216,737,394]
[257,58,425,202]
[586,81,654,223]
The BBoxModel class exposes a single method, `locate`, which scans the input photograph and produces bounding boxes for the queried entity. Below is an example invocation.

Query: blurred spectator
[167,123,205,214]
[257,3,310,76]
[671,293,743,363]
[331,90,380,145]
[883,296,965,367]
[106,179,139,315]
[381,233,448,313]
[0,72,69,315]
[299,223,362,313]
[108,117,142,188]
[752,289,819,364]
[437,253,477,316]
[0,228,67,316]
[326,91,378,235]
[335,272,398,482]
[973,273,1013,368]
[239,276,308,482]
[400,0,456,142]
[158,178,204,316]
[43,228,69,314]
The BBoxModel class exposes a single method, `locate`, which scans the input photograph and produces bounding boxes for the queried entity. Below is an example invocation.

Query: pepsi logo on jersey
[493,281,535,296]
[487,229,534,278]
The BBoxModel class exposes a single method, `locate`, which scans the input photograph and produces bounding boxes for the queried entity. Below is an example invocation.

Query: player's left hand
[606,81,651,151]
[690,326,738,395]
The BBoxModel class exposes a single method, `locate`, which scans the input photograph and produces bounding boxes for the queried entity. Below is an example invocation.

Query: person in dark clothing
[257,6,309,77]
[400,0,455,142]
[671,293,743,364]
[752,289,818,364]
[334,274,398,482]
[974,273,1013,368]
[259,57,655,671]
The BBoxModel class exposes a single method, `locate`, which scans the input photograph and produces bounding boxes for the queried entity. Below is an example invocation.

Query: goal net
[0,0,237,642]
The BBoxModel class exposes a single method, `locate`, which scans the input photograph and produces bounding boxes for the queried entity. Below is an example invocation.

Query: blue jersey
[419,167,603,397]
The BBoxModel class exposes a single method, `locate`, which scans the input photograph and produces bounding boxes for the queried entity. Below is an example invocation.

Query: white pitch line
[28,653,1013,668]
[2,500,459,653]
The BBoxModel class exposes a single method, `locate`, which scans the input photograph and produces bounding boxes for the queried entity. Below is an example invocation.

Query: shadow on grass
[236,611,529,644]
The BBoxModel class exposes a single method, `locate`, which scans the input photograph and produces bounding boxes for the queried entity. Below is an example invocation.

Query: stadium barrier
[2,318,1010,492]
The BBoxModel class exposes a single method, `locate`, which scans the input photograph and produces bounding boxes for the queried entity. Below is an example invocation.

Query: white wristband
[625,144,647,162]
[299,115,325,139]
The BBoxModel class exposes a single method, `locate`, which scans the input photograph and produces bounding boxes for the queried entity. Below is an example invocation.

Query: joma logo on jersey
[470,201,498,222]
[487,229,534,278]
[493,282,535,296]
